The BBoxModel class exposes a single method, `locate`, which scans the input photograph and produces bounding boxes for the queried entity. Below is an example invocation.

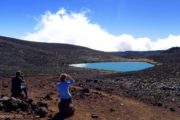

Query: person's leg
[59,99,66,113]
[61,99,66,109]
[59,99,69,113]
[11,89,18,98]
[11,89,21,98]
[63,98,74,117]
[17,89,22,98]
[67,98,72,106]
[11,92,17,98]
[22,88,28,98]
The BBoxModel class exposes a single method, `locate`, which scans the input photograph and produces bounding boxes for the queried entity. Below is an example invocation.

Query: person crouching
[57,73,75,116]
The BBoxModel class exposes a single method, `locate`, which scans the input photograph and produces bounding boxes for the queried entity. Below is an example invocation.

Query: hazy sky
[1,0,180,51]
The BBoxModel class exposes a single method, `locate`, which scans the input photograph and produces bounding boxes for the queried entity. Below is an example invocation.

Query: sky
[1,0,180,51]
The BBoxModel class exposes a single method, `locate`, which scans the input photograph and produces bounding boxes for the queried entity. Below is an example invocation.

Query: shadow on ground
[50,112,74,120]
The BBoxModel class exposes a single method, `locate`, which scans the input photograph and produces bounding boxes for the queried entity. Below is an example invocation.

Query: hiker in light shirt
[57,73,75,112]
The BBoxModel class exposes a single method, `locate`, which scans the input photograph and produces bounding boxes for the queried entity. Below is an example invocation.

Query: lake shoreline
[69,61,155,72]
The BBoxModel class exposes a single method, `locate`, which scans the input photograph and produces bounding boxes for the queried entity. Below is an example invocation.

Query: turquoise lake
[70,62,154,72]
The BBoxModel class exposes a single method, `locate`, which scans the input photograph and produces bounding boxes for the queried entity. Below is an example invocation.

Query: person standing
[20,79,28,98]
[11,71,24,98]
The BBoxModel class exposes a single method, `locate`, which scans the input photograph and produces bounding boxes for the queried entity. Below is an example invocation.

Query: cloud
[22,8,180,52]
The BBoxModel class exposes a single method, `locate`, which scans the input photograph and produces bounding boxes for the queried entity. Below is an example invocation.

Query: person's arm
[19,76,25,83]
[66,74,74,80]
[66,74,75,83]
[66,74,75,84]
[66,74,80,86]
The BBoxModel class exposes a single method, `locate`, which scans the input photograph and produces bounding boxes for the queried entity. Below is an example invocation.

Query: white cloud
[22,8,180,52]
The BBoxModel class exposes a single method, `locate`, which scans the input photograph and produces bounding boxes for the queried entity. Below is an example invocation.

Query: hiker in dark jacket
[11,71,24,98]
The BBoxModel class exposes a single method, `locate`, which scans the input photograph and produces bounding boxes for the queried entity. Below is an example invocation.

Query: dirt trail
[48,87,180,120]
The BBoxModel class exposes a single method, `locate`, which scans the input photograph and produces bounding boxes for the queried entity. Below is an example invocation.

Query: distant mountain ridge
[149,47,180,63]
[112,47,180,64]
[0,35,180,75]
[111,50,162,58]
[162,47,180,54]
[0,36,120,74]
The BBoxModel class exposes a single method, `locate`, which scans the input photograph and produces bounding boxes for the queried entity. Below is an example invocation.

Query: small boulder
[26,99,33,104]
[18,101,29,111]
[3,85,8,88]
[4,118,11,120]
[0,96,48,118]
[171,98,175,102]
[93,80,98,83]
[35,106,48,118]
[91,113,98,118]
[82,88,90,93]
[157,103,163,107]
[37,102,48,108]
[110,108,115,112]
[1,96,10,101]
[3,97,20,112]
[95,87,101,91]
[85,79,91,83]
[169,107,176,112]
[43,94,53,101]
[31,103,39,110]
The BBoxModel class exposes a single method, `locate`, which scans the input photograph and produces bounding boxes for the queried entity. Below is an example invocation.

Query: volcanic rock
[82,88,90,93]
[169,107,176,112]
[37,102,48,108]
[43,94,53,100]
[91,113,98,118]
[35,106,48,118]
[110,108,115,112]
[0,96,48,118]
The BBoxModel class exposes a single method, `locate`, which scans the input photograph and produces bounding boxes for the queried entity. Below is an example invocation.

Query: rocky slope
[0,36,122,75]
[93,47,180,112]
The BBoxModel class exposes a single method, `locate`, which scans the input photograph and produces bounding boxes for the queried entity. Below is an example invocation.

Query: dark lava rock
[157,103,163,107]
[18,101,29,111]
[110,108,115,112]
[169,107,176,112]
[0,95,5,98]
[43,94,53,100]
[91,113,98,118]
[4,118,11,120]
[31,103,39,110]
[26,99,33,104]
[95,87,101,91]
[0,96,48,118]
[93,80,98,83]
[86,79,91,83]
[82,88,90,93]
[3,85,8,88]
[161,86,176,91]
[37,102,48,108]
[48,114,53,118]
[3,97,20,112]
[35,106,48,118]
[84,93,91,97]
